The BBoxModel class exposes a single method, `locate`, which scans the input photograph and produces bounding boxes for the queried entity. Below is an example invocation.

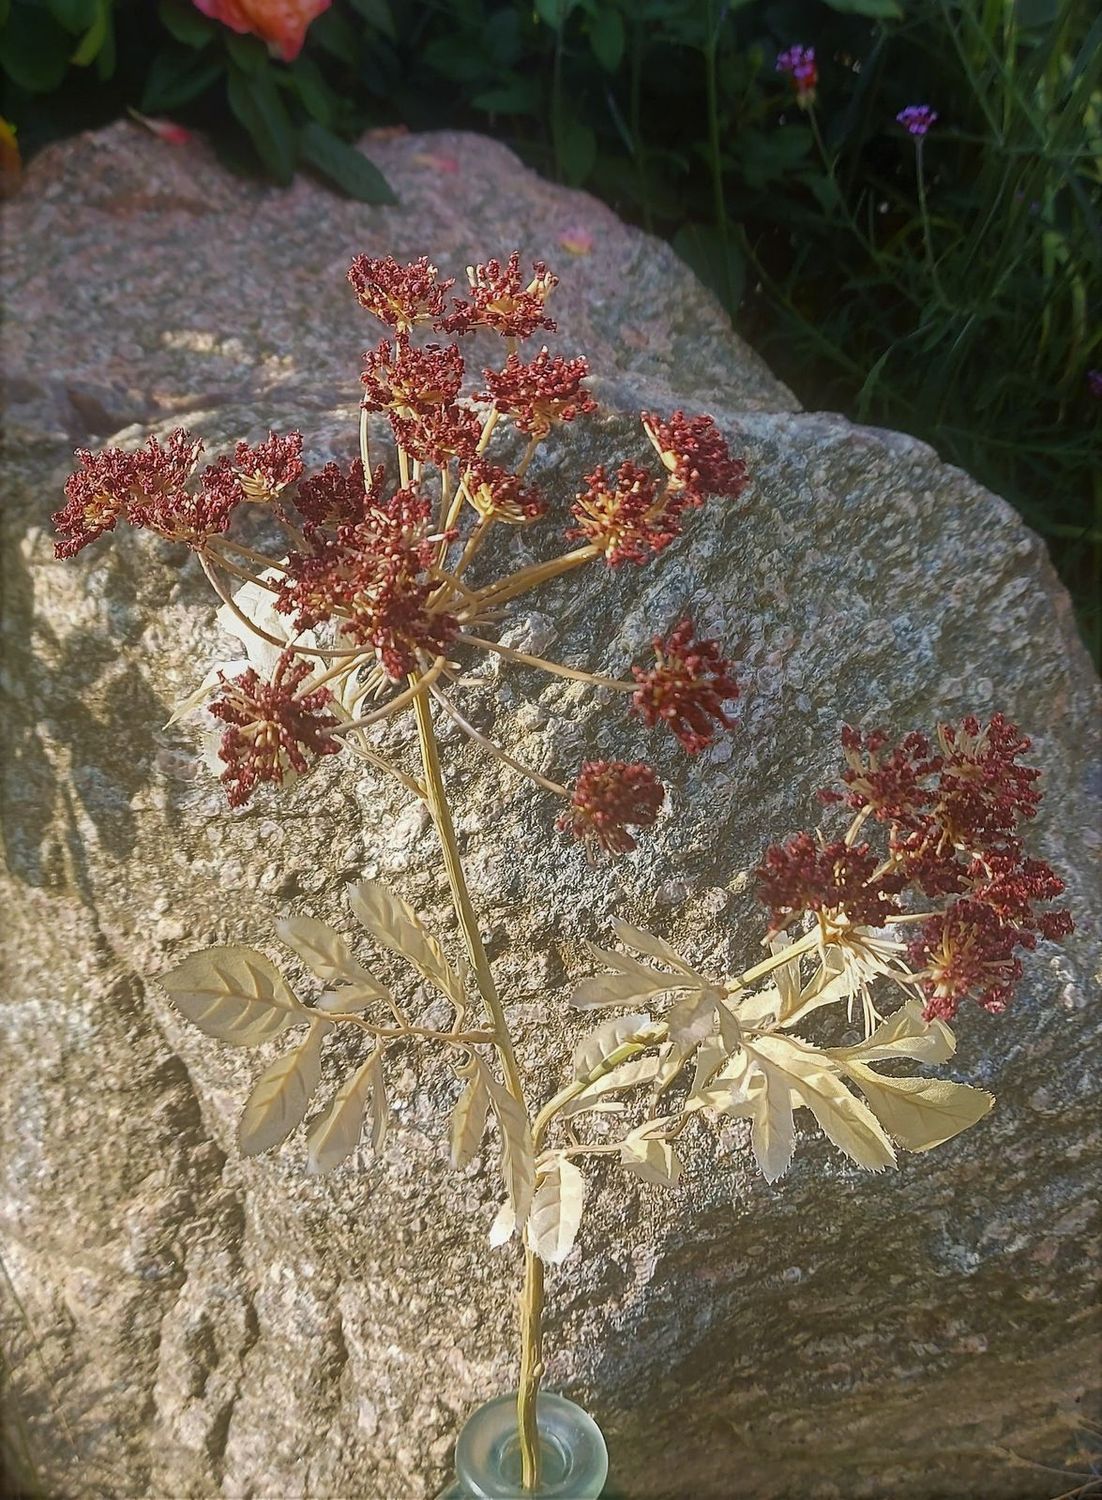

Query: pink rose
[192,0,331,63]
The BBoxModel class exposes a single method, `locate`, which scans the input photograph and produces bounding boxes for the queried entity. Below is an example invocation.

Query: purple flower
[776,45,818,105]
[1088,370,1102,399]
[897,105,938,138]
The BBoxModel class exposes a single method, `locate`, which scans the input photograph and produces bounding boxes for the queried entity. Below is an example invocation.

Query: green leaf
[821,0,901,16]
[349,0,395,41]
[158,0,216,47]
[141,45,223,113]
[472,77,540,115]
[1,6,71,91]
[555,117,596,186]
[224,31,267,74]
[227,63,296,185]
[588,6,624,70]
[673,222,744,311]
[286,55,335,127]
[47,0,96,33]
[70,0,108,67]
[309,5,359,60]
[536,0,580,28]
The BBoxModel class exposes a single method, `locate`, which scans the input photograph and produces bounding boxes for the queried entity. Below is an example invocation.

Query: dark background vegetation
[3,0,1099,660]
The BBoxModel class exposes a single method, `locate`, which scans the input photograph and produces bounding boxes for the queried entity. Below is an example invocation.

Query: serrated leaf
[842,1062,994,1152]
[488,1200,515,1247]
[560,1055,661,1117]
[161,946,305,1045]
[487,1081,535,1224]
[299,122,397,205]
[275,913,389,998]
[347,881,465,1010]
[749,1035,896,1172]
[668,989,719,1046]
[239,1023,327,1156]
[610,919,702,976]
[620,1136,682,1187]
[526,1157,586,1264]
[572,1013,658,1081]
[572,947,692,1008]
[450,1064,490,1169]
[306,1054,375,1174]
[828,999,955,1065]
[741,1067,796,1183]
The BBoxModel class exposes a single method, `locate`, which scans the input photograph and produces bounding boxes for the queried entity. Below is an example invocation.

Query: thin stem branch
[429,685,569,797]
[460,634,636,692]
[466,545,599,614]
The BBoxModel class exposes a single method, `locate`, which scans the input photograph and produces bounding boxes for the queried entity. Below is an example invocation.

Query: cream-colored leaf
[842,1061,994,1151]
[610,920,702,976]
[306,1055,375,1175]
[488,1200,516,1247]
[620,1136,683,1187]
[369,1058,389,1153]
[526,1158,586,1265]
[690,1035,730,1096]
[487,1081,535,1224]
[689,1047,753,1115]
[732,984,781,1027]
[165,659,248,727]
[668,989,719,1046]
[571,943,693,1008]
[239,1023,328,1157]
[347,881,465,1008]
[828,999,956,1065]
[161,946,305,1046]
[315,985,386,1016]
[777,949,854,1028]
[748,1035,896,1171]
[559,1055,661,1117]
[717,997,742,1052]
[572,1013,661,1081]
[744,1067,796,1183]
[652,1037,696,1092]
[275,914,389,997]
[771,936,804,1020]
[449,1065,490,1168]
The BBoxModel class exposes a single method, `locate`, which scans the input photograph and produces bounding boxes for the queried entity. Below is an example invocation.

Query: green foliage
[1,0,1097,658]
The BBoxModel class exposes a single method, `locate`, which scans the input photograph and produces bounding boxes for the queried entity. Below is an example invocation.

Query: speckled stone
[1,124,1099,1500]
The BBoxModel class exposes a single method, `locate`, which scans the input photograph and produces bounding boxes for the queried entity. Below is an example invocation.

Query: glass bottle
[438,1391,608,1500]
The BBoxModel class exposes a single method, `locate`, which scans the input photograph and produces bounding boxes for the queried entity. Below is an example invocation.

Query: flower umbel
[209,650,342,807]
[776,45,818,107]
[558,761,665,857]
[631,619,739,752]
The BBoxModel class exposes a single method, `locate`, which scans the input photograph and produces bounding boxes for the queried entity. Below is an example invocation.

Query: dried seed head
[348,254,455,333]
[361,337,464,418]
[441,252,558,339]
[481,348,596,438]
[54,429,208,556]
[567,461,678,565]
[631,619,739,752]
[558,760,665,857]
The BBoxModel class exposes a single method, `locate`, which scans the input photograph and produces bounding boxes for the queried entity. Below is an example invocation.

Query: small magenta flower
[776,45,817,107]
[897,105,938,138]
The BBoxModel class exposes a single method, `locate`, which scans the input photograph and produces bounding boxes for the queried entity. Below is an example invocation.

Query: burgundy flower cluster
[631,619,739,753]
[52,429,304,557]
[209,651,342,808]
[481,348,597,439]
[758,716,1073,1021]
[276,487,456,681]
[557,760,665,858]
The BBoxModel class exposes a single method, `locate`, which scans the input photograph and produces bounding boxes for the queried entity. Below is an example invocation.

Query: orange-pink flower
[192,0,331,63]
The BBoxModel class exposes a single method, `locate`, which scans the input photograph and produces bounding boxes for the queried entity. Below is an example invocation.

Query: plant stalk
[409,686,542,1487]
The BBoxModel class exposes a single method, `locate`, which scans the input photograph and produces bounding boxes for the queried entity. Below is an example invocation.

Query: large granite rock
[1,123,1098,1500]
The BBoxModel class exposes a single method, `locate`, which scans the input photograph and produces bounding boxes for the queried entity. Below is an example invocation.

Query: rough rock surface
[2,123,1099,1500]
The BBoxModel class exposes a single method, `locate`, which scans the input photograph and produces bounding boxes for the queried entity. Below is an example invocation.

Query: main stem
[410,687,544,1490]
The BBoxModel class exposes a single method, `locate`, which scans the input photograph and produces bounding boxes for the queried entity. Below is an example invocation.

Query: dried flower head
[389,404,483,467]
[463,460,546,524]
[567,461,677,565]
[277,488,456,680]
[558,761,665,857]
[757,833,906,934]
[776,45,818,106]
[481,348,596,439]
[642,411,749,506]
[209,650,342,807]
[348,254,454,333]
[53,429,214,557]
[208,429,305,506]
[897,105,938,138]
[819,726,939,825]
[295,458,381,536]
[442,253,558,339]
[361,337,465,418]
[906,900,1024,1020]
[933,714,1042,847]
[631,619,739,753]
